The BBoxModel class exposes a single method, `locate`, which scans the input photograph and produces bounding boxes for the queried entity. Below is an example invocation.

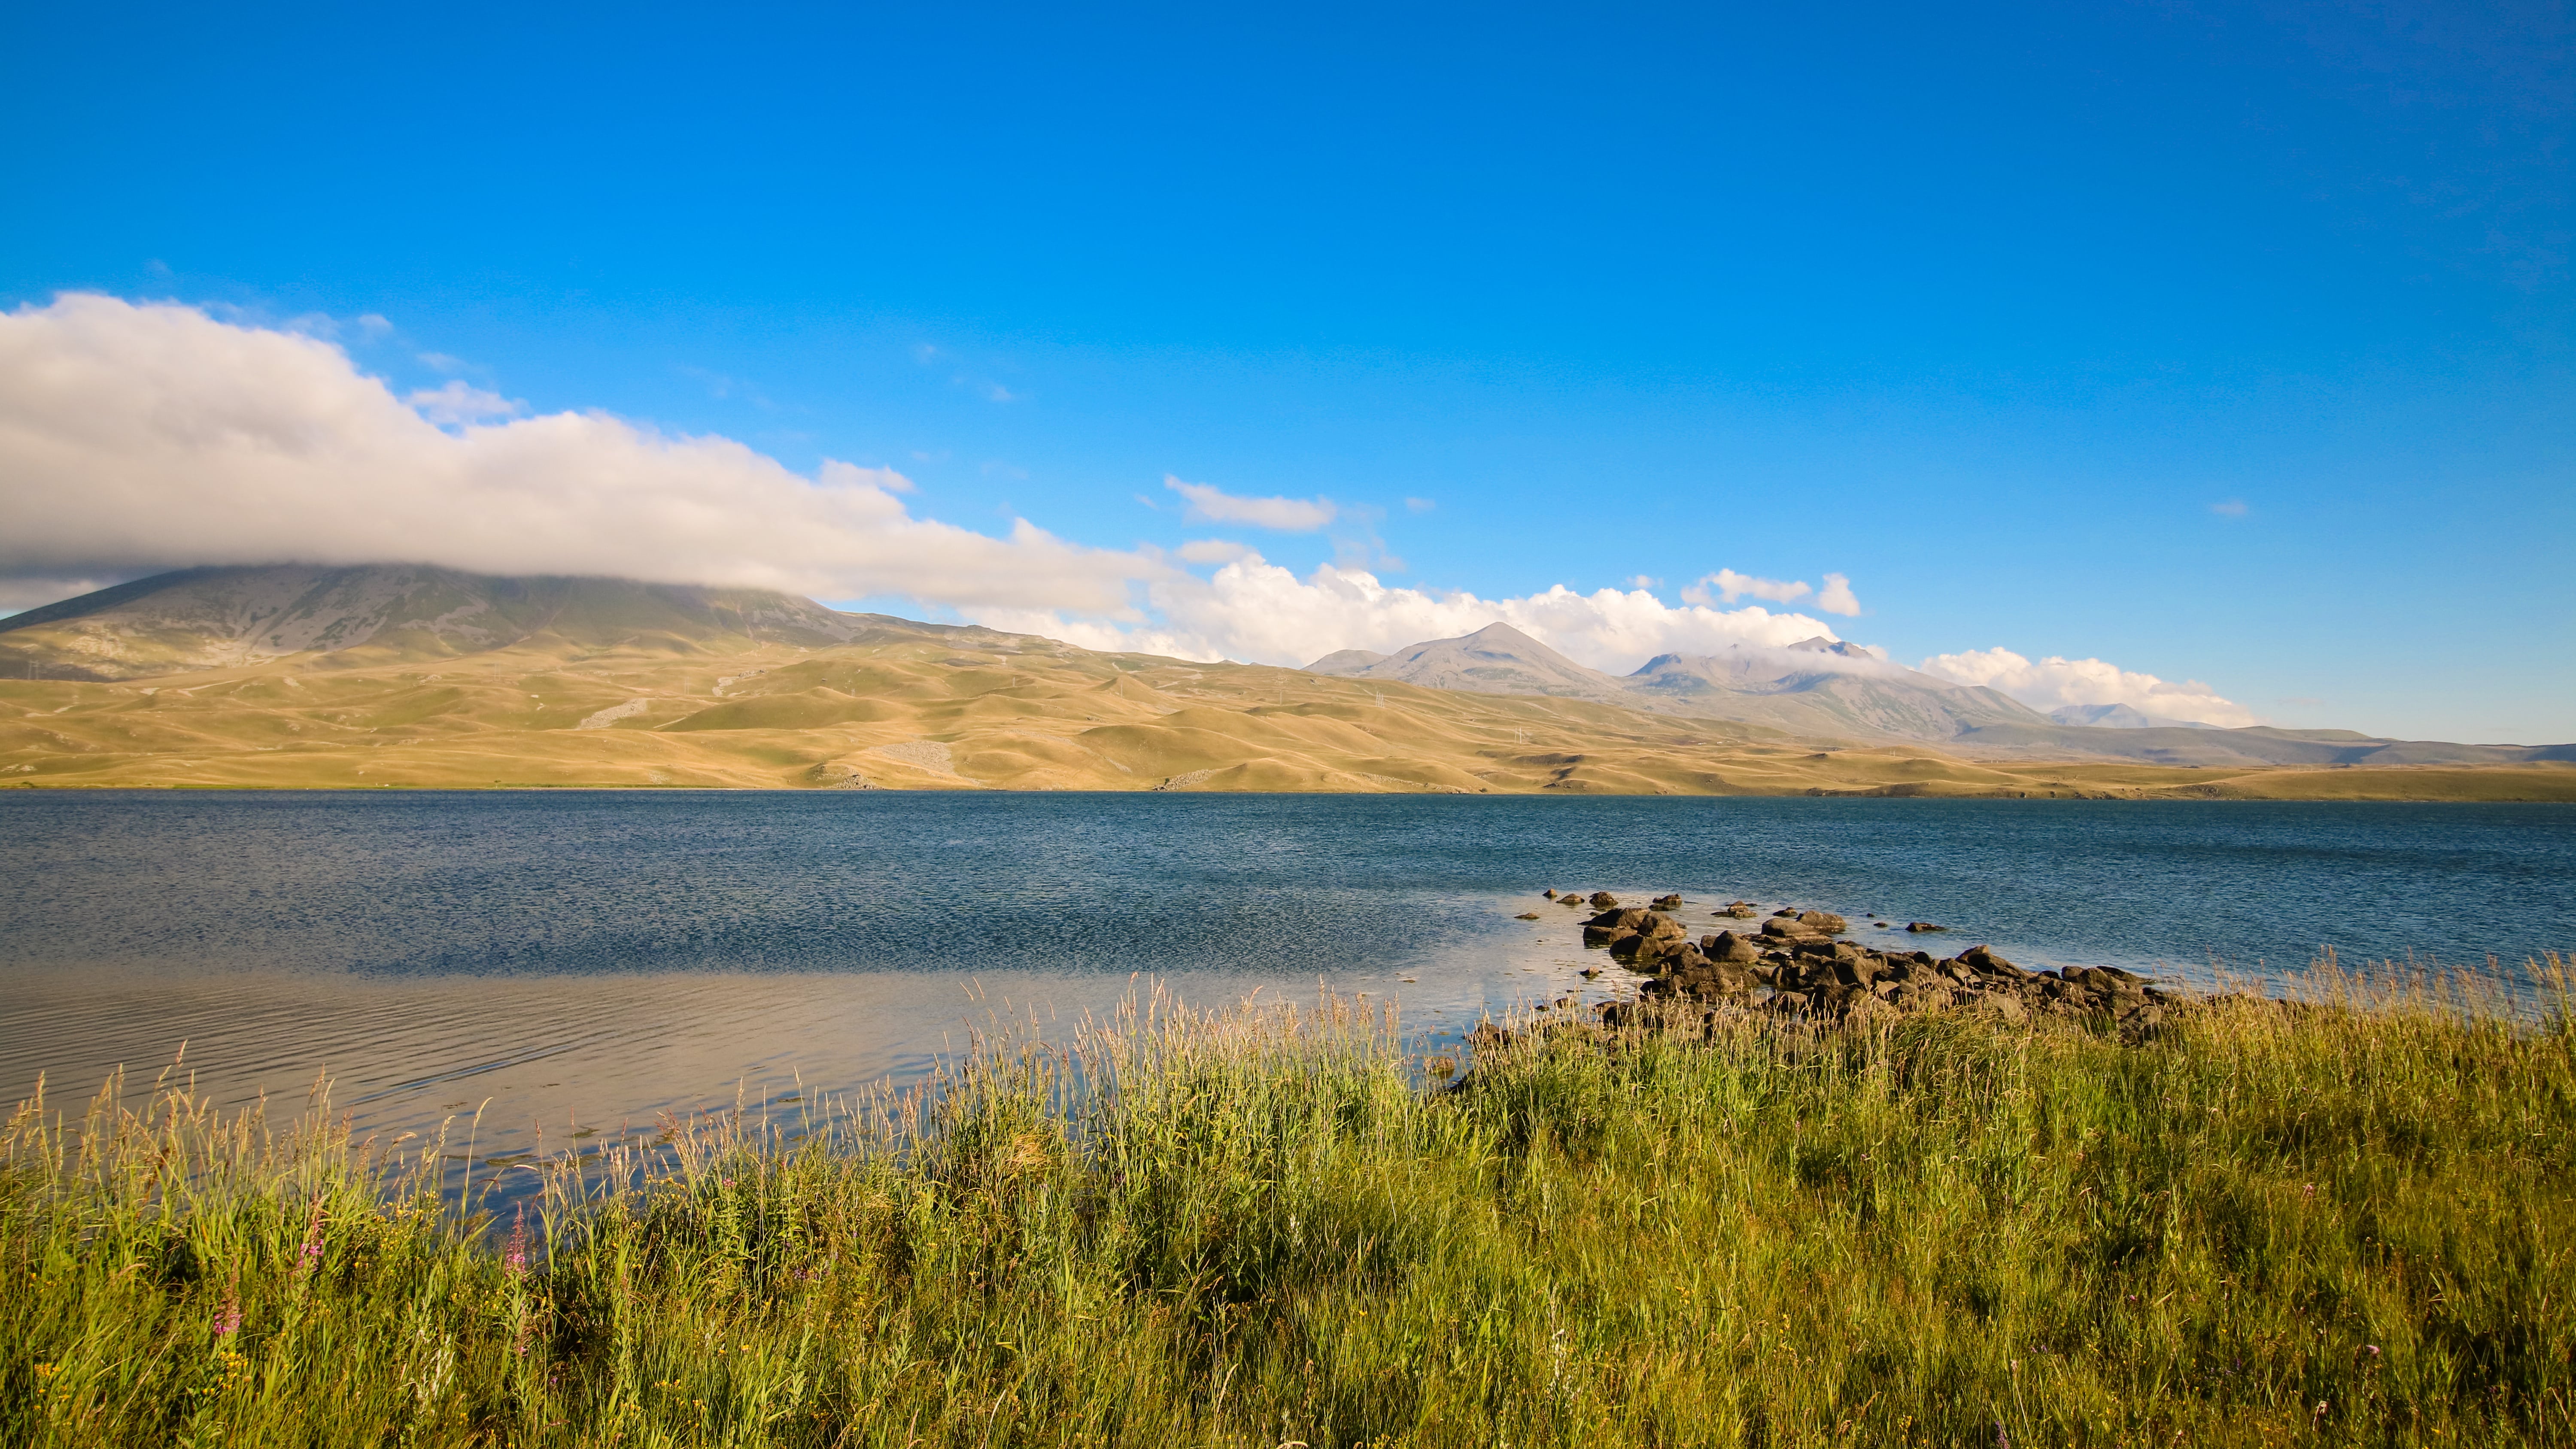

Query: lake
[2,791,2567,1164]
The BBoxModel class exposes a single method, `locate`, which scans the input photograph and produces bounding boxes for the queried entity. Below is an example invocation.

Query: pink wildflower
[296,1192,327,1273]
[504,1204,531,1277]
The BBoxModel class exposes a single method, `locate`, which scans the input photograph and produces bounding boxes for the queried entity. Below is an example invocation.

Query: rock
[1905,922,1947,933]
[1584,908,1649,945]
[1703,931,1762,963]
[1560,894,1587,906]
[1719,904,1758,919]
[1580,967,1603,979]
[1772,907,1801,918]
[1962,990,2028,1025]
[1589,891,1619,908]
[1652,893,1684,910]
[1516,912,1542,920]
[1956,945,2030,980]
[1759,916,1804,939]
[1542,888,1557,898]
[1798,911,1849,935]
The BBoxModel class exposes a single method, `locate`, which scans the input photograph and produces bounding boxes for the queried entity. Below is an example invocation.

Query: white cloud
[1175,539,1253,564]
[0,294,1160,614]
[1815,572,1861,616]
[405,380,522,427]
[1688,568,1812,606]
[1163,474,1337,531]
[1404,496,1435,514]
[2211,499,2248,518]
[972,554,1846,672]
[1918,647,2261,728]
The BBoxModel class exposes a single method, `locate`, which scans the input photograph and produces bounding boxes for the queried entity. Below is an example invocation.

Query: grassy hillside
[5,968,2570,1445]
[4,631,2573,799]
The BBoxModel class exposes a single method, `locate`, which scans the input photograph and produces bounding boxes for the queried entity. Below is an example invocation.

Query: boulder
[1651,893,1684,910]
[1542,888,1557,898]
[1589,907,1648,929]
[1704,931,1762,963]
[1905,922,1947,933]
[1956,945,2030,980]
[1719,904,1759,919]
[1834,957,1885,988]
[1610,931,1671,964]
[1758,916,1804,939]
[1589,891,1619,908]
[1962,990,2028,1025]
[1798,911,1849,935]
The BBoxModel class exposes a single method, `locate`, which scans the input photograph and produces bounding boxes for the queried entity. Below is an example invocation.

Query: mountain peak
[1786,636,1871,658]
[1301,621,1619,700]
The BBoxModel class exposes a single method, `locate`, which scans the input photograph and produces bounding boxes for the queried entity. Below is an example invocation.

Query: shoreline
[5,970,2568,1444]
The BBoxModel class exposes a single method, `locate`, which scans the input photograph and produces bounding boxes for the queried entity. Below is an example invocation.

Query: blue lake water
[1,791,2567,1157]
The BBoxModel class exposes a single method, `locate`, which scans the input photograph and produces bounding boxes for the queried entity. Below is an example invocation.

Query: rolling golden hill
[6,612,2570,800]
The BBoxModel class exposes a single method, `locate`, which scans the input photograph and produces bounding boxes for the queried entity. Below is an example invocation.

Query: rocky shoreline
[1540,888,2174,1039]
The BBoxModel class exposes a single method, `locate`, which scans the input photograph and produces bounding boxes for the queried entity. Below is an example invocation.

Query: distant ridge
[1306,625,2051,741]
[1304,621,2576,767]
[6,573,2568,781]
[0,564,998,681]
[2050,703,2215,730]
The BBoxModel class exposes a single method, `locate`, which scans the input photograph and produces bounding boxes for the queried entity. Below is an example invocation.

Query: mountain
[1301,621,2576,767]
[0,564,971,681]
[1624,639,2051,742]
[3,571,2567,797]
[1302,647,1389,673]
[1305,623,1629,702]
[1306,627,2054,742]
[2050,703,2215,730]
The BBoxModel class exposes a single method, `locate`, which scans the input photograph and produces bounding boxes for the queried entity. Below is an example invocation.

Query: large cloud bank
[0,295,2253,724]
[1919,648,2260,728]
[979,558,1850,673]
[0,294,1154,614]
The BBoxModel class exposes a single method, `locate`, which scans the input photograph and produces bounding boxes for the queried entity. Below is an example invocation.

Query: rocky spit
[1531,888,2173,1040]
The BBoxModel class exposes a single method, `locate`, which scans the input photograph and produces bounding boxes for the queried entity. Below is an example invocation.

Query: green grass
[5,965,2573,1446]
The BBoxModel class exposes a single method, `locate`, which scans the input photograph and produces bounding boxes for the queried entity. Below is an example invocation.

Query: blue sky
[2,0,2569,740]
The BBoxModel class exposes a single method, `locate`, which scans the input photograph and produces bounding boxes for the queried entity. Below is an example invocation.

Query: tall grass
[4,963,2572,1446]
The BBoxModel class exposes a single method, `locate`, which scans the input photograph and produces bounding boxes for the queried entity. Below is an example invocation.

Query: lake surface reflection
[3,792,2567,1161]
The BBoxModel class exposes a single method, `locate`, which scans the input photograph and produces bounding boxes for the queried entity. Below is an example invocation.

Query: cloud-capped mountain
[0,564,971,681]
[1308,627,2054,742]
[1302,623,2576,765]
